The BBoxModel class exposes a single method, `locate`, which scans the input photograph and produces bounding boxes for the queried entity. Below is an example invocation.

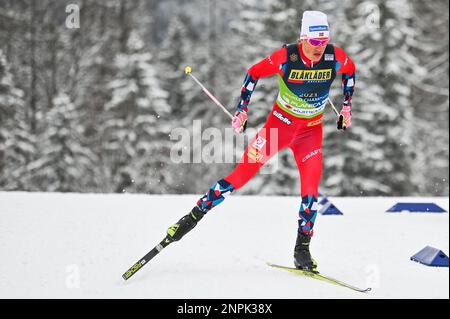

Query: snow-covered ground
[0,192,448,299]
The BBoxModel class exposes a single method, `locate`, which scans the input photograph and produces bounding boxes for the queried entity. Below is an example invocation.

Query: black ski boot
[166,206,205,242]
[294,232,318,273]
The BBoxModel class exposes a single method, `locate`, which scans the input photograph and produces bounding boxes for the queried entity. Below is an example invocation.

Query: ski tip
[267,262,285,268]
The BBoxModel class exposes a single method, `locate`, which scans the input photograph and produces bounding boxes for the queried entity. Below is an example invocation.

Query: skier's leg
[166,178,235,243]
[197,124,285,213]
[290,127,323,236]
[167,116,288,243]
[289,125,323,271]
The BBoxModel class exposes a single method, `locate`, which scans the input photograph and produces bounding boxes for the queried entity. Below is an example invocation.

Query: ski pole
[327,97,340,116]
[184,66,234,119]
[328,98,347,130]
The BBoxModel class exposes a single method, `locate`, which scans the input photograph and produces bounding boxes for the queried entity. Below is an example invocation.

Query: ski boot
[166,206,205,243]
[294,231,318,273]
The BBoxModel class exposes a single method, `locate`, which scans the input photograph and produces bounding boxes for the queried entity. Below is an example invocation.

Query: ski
[267,263,372,293]
[122,208,205,281]
[122,236,173,281]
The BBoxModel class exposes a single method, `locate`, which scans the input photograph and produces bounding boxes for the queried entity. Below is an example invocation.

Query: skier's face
[301,38,329,62]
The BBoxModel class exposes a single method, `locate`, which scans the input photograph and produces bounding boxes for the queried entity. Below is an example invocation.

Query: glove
[231,111,248,134]
[337,105,351,130]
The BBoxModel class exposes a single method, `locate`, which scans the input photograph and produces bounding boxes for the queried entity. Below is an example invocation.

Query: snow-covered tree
[27,93,98,192]
[0,0,447,196]
[322,0,421,196]
[102,31,171,193]
[409,0,449,196]
[157,11,204,193]
[0,50,35,190]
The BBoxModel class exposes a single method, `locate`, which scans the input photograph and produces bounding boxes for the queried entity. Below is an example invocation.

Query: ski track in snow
[0,192,448,299]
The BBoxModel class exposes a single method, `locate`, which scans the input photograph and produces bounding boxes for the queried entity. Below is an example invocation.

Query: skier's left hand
[337,105,351,130]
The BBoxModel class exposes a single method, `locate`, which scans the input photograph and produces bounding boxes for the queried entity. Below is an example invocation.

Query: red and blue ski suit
[196,42,356,235]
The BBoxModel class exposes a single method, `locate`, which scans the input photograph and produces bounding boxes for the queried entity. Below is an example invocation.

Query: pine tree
[27,93,98,192]
[322,0,421,196]
[102,30,171,193]
[157,5,240,194]
[409,0,449,195]
[157,11,199,127]
[157,11,204,193]
[68,1,127,192]
[0,50,35,190]
[0,0,447,197]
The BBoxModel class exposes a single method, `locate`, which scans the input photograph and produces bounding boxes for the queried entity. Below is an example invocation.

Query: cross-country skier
[166,11,356,272]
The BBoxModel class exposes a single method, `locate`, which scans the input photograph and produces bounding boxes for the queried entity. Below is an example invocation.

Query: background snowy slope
[0,192,448,299]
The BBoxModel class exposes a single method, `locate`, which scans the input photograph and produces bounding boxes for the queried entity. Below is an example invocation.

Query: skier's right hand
[231,111,248,134]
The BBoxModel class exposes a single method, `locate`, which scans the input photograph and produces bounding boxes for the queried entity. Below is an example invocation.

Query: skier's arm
[236,47,287,113]
[334,46,356,109]
[334,46,356,129]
